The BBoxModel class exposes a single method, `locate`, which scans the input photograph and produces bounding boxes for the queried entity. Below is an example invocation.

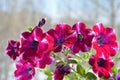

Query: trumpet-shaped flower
[93,23,119,56]
[70,22,94,53]
[89,52,114,78]
[48,23,75,52]
[54,64,71,80]
[14,60,35,80]
[5,40,20,60]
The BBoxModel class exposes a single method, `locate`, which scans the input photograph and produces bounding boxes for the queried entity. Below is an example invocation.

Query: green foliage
[76,64,86,76]
[85,72,97,80]
[56,61,65,66]
[112,65,117,78]
[44,67,53,80]
[112,66,117,74]
[64,73,82,80]
[27,26,33,31]
[118,68,120,74]
[67,59,78,64]
[83,50,92,59]
[113,52,120,62]
[63,75,72,80]
[75,54,83,62]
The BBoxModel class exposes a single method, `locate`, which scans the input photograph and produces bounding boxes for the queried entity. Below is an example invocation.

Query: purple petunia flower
[37,52,53,68]
[92,23,119,56]
[110,74,120,80]
[54,64,71,80]
[5,40,20,60]
[89,51,114,78]
[115,74,120,80]
[20,26,48,66]
[14,60,35,80]
[70,22,94,53]
[48,23,75,52]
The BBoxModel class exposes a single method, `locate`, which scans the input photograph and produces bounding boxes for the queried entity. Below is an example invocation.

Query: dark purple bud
[57,64,71,74]
[38,18,46,27]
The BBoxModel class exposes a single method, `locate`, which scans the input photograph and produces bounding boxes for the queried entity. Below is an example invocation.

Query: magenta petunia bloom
[48,23,75,52]
[20,27,48,66]
[5,40,20,60]
[70,22,94,53]
[93,23,119,56]
[89,52,114,78]
[14,60,35,80]
[20,26,54,68]
[54,64,71,80]
[37,52,53,68]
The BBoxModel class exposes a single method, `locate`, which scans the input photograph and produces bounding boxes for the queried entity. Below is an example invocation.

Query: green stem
[51,51,65,63]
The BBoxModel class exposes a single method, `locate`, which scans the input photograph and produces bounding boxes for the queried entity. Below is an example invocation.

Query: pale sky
[0,0,120,24]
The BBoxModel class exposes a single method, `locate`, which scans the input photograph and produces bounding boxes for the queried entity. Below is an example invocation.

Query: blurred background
[0,0,120,80]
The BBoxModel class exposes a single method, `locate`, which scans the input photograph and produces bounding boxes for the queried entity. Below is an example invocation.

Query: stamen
[77,34,83,41]
[57,38,65,46]
[31,40,39,49]
[97,35,104,46]
[97,58,105,67]
[27,67,33,75]
[11,46,17,53]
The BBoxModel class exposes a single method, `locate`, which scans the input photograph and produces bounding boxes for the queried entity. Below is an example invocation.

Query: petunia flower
[53,64,71,80]
[37,52,53,68]
[70,22,94,53]
[20,27,47,63]
[92,23,119,56]
[14,60,35,80]
[20,26,53,66]
[89,51,114,78]
[5,40,20,60]
[115,74,120,80]
[47,23,75,52]
[110,74,120,80]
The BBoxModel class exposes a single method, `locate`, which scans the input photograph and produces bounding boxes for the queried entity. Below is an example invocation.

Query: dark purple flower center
[31,40,39,49]
[11,46,17,53]
[77,34,83,41]
[97,58,106,67]
[118,78,120,80]
[57,64,70,74]
[57,38,65,46]
[97,35,105,46]
[27,67,33,75]
[116,76,120,80]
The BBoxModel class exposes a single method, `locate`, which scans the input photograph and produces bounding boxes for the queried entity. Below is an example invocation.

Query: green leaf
[64,74,80,80]
[75,54,83,62]
[63,48,70,56]
[85,72,97,80]
[83,53,89,58]
[27,26,33,31]
[118,68,120,74]
[112,66,117,74]
[46,76,52,80]
[63,75,71,80]
[44,67,52,76]
[56,61,64,66]
[114,52,120,62]
[44,67,52,80]
[76,64,86,76]
[84,51,92,59]
[67,59,78,64]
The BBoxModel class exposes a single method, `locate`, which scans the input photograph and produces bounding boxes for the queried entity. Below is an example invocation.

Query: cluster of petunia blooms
[5,18,119,80]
